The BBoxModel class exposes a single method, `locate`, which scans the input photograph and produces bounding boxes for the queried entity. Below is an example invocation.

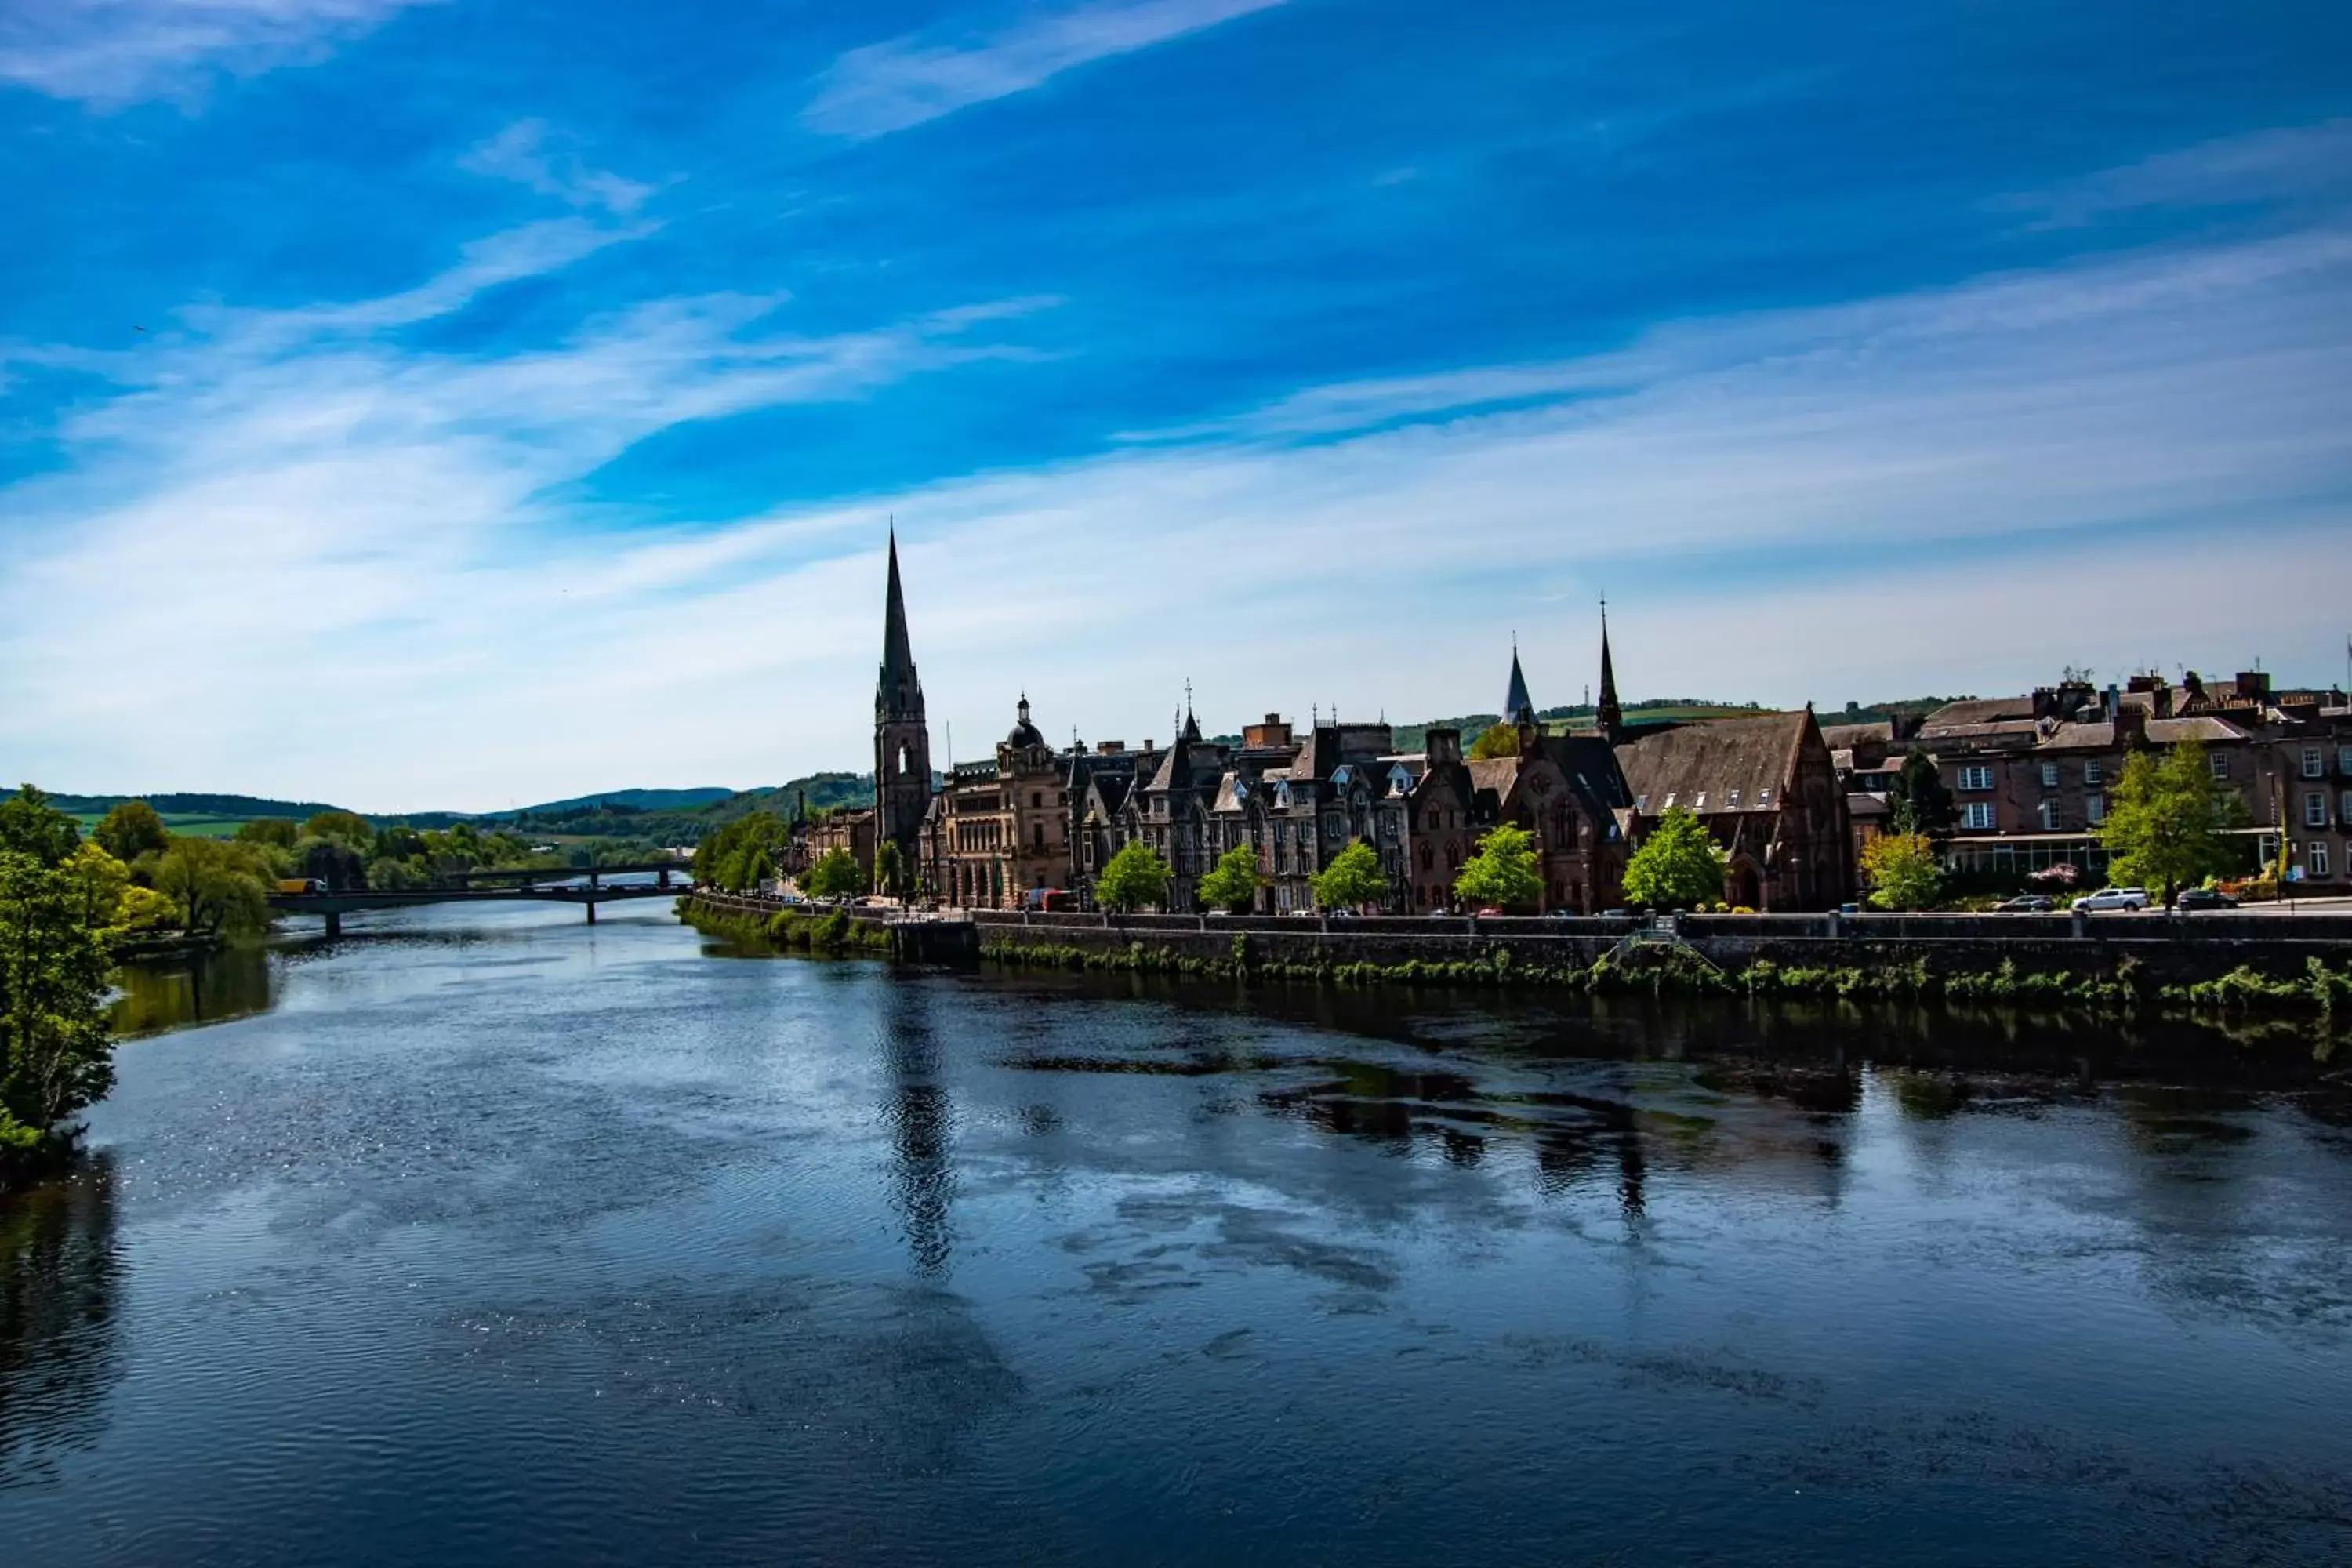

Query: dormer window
[1635,795,1649,811]
[1727,789,1740,808]
[1758,788,1773,807]
[1695,792,1708,810]
[1663,793,1676,808]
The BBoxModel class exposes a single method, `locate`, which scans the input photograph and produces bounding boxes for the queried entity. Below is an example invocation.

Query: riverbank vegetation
[677,897,891,955]
[1,788,123,1185]
[977,933,2352,1025]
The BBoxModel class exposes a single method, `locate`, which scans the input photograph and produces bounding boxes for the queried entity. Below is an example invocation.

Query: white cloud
[3,213,2350,811]
[0,0,437,107]
[804,0,1284,140]
[1998,118,2352,230]
[459,119,659,216]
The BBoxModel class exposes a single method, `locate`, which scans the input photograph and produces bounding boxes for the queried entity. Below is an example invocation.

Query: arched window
[897,743,910,777]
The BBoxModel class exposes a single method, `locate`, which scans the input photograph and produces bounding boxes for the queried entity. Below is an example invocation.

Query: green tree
[94,800,169,862]
[1622,807,1726,910]
[1467,723,1522,761]
[1860,831,1942,910]
[154,838,274,938]
[0,847,116,1161]
[1888,750,1958,840]
[302,810,374,847]
[1094,840,1171,913]
[875,841,909,898]
[112,886,179,932]
[1196,844,1262,913]
[1454,822,1542,910]
[63,843,131,930]
[0,785,81,866]
[802,847,869,899]
[238,818,300,850]
[1312,839,1389,911]
[293,835,367,892]
[2100,740,2249,905]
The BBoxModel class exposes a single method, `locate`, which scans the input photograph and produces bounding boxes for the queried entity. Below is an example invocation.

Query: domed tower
[874,525,933,871]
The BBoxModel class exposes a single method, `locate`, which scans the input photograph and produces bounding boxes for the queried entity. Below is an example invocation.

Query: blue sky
[3,0,2349,810]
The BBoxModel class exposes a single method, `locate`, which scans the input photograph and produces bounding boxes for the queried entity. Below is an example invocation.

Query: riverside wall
[968,909,2352,985]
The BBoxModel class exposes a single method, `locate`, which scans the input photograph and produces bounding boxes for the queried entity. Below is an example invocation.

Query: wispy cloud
[5,206,2347,808]
[804,0,1283,140]
[1998,118,2352,230]
[0,0,437,107]
[460,119,659,216]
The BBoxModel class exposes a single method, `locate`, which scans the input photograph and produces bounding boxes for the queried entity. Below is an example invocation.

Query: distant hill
[488,786,735,817]
[50,790,349,820]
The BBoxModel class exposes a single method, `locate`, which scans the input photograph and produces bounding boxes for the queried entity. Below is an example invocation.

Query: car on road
[2072,887,2151,912]
[1994,894,2054,912]
[2172,887,2239,912]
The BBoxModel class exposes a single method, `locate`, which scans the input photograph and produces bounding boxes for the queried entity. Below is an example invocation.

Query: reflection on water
[108,944,276,1036]
[5,902,2352,1564]
[0,1156,120,1489]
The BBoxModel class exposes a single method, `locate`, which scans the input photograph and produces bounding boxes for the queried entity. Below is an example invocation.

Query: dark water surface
[5,904,2352,1565]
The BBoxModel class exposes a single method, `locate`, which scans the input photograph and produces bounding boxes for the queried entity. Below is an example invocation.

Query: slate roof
[1615,712,1810,816]
[1820,721,1894,752]
[1919,696,2035,733]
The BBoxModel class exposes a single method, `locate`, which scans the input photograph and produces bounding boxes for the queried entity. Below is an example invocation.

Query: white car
[2072,887,2150,912]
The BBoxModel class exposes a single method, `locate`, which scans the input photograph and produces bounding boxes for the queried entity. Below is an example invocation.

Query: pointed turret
[1503,642,1536,728]
[1597,600,1623,743]
[873,521,933,873]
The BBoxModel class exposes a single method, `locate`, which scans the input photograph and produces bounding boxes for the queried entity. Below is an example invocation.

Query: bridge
[270,862,684,937]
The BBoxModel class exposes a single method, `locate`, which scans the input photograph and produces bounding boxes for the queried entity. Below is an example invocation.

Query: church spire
[877,521,921,720]
[1596,595,1622,742]
[1503,637,1536,728]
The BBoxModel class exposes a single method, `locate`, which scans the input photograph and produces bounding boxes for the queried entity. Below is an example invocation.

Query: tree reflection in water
[110,946,275,1036]
[0,1155,122,1489]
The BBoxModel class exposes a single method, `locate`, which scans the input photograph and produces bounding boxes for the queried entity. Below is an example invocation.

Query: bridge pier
[585,900,597,926]
[324,911,343,939]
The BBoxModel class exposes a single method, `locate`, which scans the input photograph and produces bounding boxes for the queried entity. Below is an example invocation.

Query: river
[3,902,2350,1564]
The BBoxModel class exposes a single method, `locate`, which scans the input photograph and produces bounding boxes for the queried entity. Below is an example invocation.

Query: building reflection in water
[0,1154,123,1489]
[882,982,956,1279]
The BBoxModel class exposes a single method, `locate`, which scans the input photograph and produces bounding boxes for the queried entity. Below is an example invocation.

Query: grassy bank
[677,897,892,956]
[979,935,2352,1019]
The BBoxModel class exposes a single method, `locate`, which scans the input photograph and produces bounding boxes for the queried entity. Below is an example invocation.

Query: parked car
[1994,894,2054,913]
[2072,887,2151,912]
[1544,908,1581,919]
[2172,887,2238,912]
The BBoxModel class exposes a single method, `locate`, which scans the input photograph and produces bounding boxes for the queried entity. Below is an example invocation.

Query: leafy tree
[1454,822,1542,910]
[692,811,790,891]
[1196,844,1262,913]
[238,818,300,850]
[112,886,179,933]
[0,846,116,1160]
[0,785,81,867]
[802,847,869,899]
[1312,840,1388,911]
[1888,750,1958,840]
[2100,740,2249,905]
[154,839,274,938]
[293,835,367,892]
[1095,841,1171,913]
[64,843,131,931]
[1860,832,1942,910]
[302,811,374,847]
[875,841,909,898]
[1622,807,1726,910]
[1467,723,1522,761]
[95,800,169,863]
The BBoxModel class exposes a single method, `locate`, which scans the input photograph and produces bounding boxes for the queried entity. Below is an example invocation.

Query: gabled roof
[1616,712,1811,815]
[1919,695,2034,733]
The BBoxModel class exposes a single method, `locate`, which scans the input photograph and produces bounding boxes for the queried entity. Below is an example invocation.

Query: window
[2037,800,2055,831]
[1635,795,1649,812]
[1694,792,1708,810]
[2311,841,2332,878]
[2341,747,2352,775]
[2083,760,2103,786]
[1031,793,1041,808]
[1963,801,1996,830]
[1727,789,1741,808]
[2304,747,2325,779]
[2040,763,2058,789]
[2307,793,2329,828]
[1663,793,1677,808]
[2211,752,2230,779]
[1757,788,1772,808]
[1958,765,1994,791]
[2085,794,2105,826]
[2343,791,2352,824]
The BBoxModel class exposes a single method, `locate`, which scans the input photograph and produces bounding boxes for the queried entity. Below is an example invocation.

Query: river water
[4,902,2350,1565]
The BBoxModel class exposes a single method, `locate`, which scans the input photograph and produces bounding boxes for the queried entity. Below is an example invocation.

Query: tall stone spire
[873,521,932,879]
[877,522,921,722]
[1596,597,1622,743]
[1503,639,1536,728]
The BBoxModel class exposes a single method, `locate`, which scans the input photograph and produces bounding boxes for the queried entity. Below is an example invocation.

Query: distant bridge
[270,862,684,937]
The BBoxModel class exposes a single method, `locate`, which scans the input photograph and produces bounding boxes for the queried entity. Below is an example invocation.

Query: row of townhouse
[1829,670,2352,889]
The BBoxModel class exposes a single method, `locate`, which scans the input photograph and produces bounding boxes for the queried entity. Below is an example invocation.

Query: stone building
[920,697,1076,909]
